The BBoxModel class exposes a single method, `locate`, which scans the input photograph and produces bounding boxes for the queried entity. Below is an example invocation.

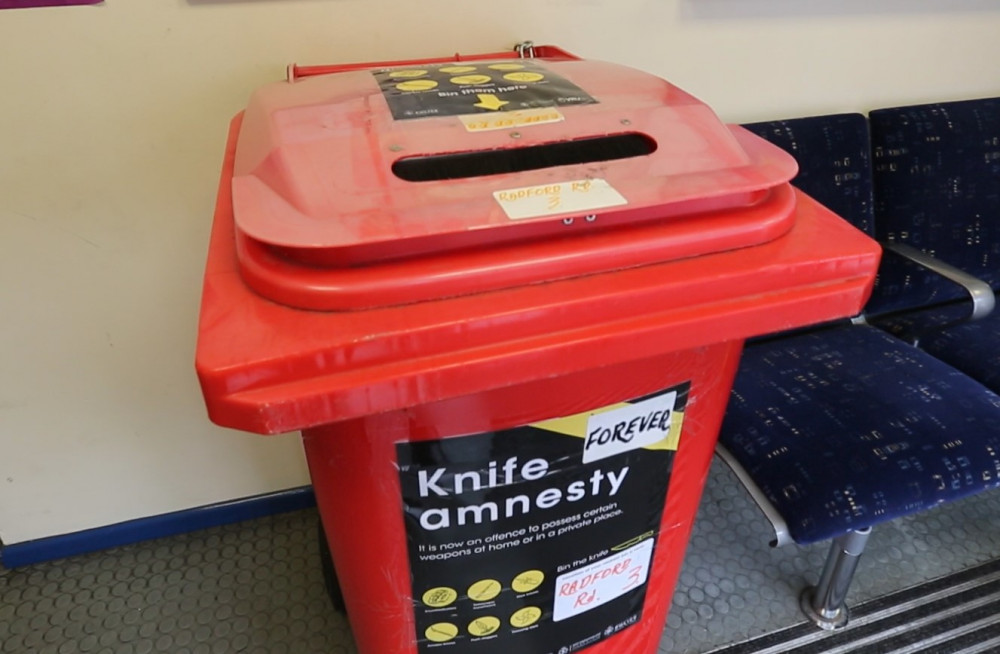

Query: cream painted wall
[1,0,999,546]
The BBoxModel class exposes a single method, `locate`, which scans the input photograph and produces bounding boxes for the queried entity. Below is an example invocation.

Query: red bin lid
[231,48,799,310]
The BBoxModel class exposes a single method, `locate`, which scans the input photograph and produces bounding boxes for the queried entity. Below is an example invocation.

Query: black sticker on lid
[373,60,598,121]
[396,382,689,653]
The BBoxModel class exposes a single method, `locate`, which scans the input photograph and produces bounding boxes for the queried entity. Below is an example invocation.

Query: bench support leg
[799,527,871,630]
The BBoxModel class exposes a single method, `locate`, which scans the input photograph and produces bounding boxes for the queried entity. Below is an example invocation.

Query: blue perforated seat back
[868,98,1000,316]
[742,114,875,237]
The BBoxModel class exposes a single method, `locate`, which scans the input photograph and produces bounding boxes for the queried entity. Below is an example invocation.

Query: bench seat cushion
[720,324,1000,544]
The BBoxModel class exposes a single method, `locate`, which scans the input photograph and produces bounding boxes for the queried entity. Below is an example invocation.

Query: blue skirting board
[0,486,316,568]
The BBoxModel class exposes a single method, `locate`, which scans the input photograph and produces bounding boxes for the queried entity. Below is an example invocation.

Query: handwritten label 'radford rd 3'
[493,178,627,220]
[553,539,654,622]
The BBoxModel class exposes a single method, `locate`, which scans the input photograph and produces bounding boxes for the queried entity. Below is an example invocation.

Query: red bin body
[196,46,880,654]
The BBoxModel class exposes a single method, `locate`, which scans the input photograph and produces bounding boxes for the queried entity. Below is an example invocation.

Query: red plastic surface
[304,342,742,654]
[197,115,880,436]
[288,45,580,80]
[236,173,796,310]
[231,49,800,308]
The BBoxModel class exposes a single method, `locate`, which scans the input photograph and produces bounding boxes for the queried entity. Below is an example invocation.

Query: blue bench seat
[719,105,1000,629]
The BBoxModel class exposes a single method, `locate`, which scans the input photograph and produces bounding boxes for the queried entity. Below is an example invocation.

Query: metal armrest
[884,242,996,321]
[873,243,997,344]
[715,444,793,548]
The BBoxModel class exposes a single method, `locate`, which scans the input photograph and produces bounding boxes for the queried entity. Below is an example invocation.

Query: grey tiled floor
[2,458,999,654]
[663,460,1000,653]
[0,515,355,654]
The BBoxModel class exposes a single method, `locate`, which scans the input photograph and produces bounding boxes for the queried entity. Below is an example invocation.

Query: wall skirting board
[0,487,316,569]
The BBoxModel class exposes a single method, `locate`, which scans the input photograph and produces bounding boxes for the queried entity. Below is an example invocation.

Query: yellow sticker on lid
[459,107,564,133]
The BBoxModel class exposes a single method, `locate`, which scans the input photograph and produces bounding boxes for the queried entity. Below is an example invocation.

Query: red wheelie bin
[196,45,880,654]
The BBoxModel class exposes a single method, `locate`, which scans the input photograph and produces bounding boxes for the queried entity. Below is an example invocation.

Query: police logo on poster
[396,383,690,653]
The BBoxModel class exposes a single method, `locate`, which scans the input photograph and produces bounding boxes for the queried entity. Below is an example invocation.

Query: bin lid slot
[392,133,657,182]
